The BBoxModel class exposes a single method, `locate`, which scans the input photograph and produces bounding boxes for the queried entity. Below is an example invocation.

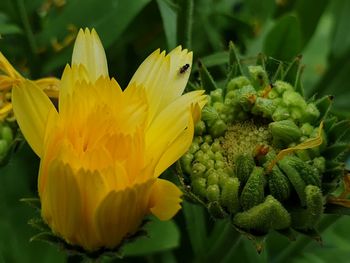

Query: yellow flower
[12,28,206,251]
[0,52,59,121]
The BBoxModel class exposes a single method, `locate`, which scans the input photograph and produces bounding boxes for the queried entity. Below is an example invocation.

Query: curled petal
[149,179,182,220]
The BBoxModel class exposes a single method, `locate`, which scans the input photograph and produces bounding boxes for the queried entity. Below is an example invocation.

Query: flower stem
[273,214,341,263]
[16,0,38,55]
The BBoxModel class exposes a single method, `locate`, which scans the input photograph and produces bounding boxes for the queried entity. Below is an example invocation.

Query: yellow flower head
[12,28,206,251]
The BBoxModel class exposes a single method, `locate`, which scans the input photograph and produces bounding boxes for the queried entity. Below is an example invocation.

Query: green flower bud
[295,150,311,162]
[203,135,213,144]
[200,142,211,152]
[213,102,225,114]
[188,142,200,154]
[290,107,304,121]
[204,159,215,170]
[210,89,224,103]
[191,162,207,178]
[269,120,301,146]
[227,76,250,92]
[267,89,279,99]
[235,154,255,184]
[209,120,227,138]
[181,153,194,174]
[305,185,323,225]
[291,185,323,229]
[278,158,306,206]
[274,81,294,95]
[233,195,291,232]
[272,106,290,121]
[237,85,257,111]
[284,156,321,187]
[248,65,269,88]
[211,140,222,152]
[207,171,219,185]
[221,177,240,213]
[207,184,220,202]
[193,136,203,145]
[192,178,207,199]
[240,167,265,210]
[195,121,206,135]
[301,103,320,124]
[215,160,226,169]
[252,97,277,118]
[202,106,219,126]
[268,166,291,201]
[283,90,307,109]
[214,152,224,162]
[300,123,314,136]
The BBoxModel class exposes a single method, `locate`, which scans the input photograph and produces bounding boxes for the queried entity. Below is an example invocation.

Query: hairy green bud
[240,167,265,210]
[269,120,301,146]
[252,97,277,118]
[278,158,306,206]
[207,185,220,202]
[233,195,291,232]
[235,154,255,184]
[221,177,240,213]
[227,76,250,92]
[268,166,291,201]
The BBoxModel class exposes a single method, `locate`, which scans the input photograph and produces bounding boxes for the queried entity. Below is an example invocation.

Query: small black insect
[179,63,190,74]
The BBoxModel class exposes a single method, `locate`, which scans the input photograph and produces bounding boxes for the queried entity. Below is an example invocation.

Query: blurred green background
[1,0,350,262]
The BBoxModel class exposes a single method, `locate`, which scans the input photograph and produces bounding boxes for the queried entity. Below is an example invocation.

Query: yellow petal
[12,80,58,157]
[155,106,195,177]
[149,179,182,220]
[128,46,193,125]
[41,161,82,245]
[145,90,206,164]
[95,179,154,249]
[72,28,108,81]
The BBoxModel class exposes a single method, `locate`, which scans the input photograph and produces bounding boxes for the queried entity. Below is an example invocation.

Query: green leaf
[311,49,350,115]
[156,0,177,49]
[263,14,302,61]
[182,201,208,257]
[295,0,328,47]
[122,217,180,256]
[330,0,350,60]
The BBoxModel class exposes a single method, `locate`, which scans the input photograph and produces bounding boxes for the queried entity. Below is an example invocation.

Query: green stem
[177,0,193,49]
[204,221,240,263]
[273,214,341,263]
[16,0,38,55]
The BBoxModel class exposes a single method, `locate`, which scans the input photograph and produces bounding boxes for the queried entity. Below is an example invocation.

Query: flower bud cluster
[180,62,349,237]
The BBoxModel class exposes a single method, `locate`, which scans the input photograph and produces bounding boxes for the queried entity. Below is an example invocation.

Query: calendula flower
[12,28,206,251]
